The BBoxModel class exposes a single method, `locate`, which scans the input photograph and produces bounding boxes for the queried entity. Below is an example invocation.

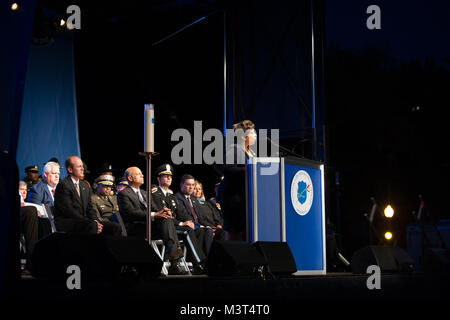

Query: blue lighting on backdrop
[16,37,80,179]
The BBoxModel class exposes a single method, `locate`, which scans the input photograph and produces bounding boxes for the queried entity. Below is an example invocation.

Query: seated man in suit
[27,161,60,206]
[27,160,60,236]
[117,166,187,274]
[174,174,214,256]
[53,155,122,237]
[152,164,209,272]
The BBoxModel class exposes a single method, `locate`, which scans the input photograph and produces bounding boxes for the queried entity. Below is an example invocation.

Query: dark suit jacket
[201,198,224,226]
[27,181,54,206]
[53,176,97,221]
[117,185,158,224]
[207,198,224,226]
[174,192,209,226]
[117,185,180,246]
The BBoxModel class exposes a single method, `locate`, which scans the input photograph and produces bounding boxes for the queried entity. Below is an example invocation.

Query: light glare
[384,205,394,218]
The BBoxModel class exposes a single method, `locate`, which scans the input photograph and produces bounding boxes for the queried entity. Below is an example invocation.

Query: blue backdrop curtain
[0,0,36,295]
[16,36,81,180]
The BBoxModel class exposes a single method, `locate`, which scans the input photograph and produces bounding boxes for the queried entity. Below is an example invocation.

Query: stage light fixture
[384,204,394,218]
[11,2,18,10]
[60,19,66,26]
[384,231,393,240]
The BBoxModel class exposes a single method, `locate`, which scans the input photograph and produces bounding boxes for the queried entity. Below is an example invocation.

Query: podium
[246,157,326,275]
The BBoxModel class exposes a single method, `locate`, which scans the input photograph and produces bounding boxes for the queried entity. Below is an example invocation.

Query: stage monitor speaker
[253,241,297,276]
[206,241,267,277]
[32,232,163,280]
[351,245,410,274]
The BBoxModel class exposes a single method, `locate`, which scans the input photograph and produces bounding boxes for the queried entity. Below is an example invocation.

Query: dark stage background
[7,0,450,265]
[72,0,326,201]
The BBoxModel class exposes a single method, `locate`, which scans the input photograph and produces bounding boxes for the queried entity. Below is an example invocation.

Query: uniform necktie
[187,196,199,223]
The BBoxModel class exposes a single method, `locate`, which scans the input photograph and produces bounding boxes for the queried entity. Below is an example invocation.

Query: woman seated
[193,180,226,241]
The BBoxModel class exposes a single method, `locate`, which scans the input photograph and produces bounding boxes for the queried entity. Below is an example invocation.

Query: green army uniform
[91,174,117,221]
[91,193,119,222]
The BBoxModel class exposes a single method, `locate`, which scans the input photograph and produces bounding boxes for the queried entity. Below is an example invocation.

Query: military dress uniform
[24,165,42,191]
[91,174,118,221]
[152,185,209,270]
[91,193,119,222]
[153,164,209,270]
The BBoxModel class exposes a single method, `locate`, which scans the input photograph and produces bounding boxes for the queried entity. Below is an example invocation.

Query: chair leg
[19,233,27,271]
[151,241,168,276]
[175,240,190,274]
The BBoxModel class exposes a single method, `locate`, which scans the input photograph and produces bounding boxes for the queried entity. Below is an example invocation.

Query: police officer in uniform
[23,165,42,191]
[116,176,129,193]
[91,174,118,222]
[152,164,208,273]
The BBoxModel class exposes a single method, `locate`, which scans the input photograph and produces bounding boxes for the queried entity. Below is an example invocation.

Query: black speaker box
[253,241,297,275]
[351,245,414,274]
[32,232,162,280]
[206,241,267,277]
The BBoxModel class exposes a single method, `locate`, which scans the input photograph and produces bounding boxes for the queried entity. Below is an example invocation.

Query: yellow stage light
[384,205,394,218]
[384,231,393,240]
[11,3,19,10]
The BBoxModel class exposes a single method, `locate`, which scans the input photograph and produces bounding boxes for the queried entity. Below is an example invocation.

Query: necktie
[137,190,147,208]
[74,182,80,197]
[52,188,55,196]
[187,196,199,223]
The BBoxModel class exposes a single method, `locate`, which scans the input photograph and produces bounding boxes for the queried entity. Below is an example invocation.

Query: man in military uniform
[98,162,115,177]
[152,164,209,273]
[91,174,118,222]
[23,165,42,191]
[116,176,129,193]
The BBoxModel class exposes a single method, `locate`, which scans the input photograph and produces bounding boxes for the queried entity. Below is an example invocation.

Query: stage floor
[10,271,450,302]
[1,271,448,316]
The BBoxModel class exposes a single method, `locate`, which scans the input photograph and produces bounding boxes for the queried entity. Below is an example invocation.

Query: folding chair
[44,204,57,233]
[176,229,202,270]
[19,233,27,271]
[151,239,191,275]
[109,212,189,275]
[151,239,170,276]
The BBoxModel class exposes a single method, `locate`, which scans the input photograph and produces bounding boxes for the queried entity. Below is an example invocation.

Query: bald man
[53,155,121,236]
[117,166,186,274]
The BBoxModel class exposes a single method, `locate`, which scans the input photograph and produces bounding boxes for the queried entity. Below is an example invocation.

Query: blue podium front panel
[283,158,326,274]
[247,158,282,242]
[246,157,326,274]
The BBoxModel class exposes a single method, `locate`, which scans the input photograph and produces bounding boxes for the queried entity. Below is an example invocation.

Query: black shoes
[168,247,183,261]
[167,247,191,275]
[168,259,190,275]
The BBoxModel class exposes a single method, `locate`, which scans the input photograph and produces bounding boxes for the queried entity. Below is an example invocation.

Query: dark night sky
[323,0,450,253]
[325,0,450,65]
